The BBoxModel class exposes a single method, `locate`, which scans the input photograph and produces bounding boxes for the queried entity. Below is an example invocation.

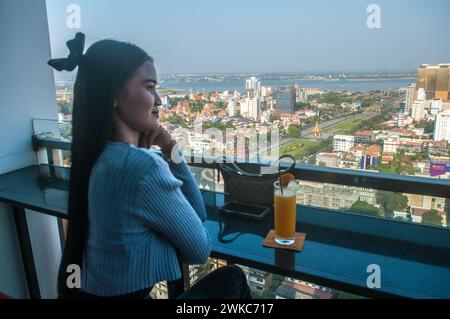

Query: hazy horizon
[52,70,418,83]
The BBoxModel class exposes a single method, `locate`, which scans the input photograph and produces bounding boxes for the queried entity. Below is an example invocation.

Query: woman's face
[114,61,161,134]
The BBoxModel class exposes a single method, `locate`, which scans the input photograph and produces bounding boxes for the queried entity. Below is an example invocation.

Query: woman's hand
[139,125,176,155]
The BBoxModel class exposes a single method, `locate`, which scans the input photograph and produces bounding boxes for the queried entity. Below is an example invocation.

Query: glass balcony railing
[33,135,450,223]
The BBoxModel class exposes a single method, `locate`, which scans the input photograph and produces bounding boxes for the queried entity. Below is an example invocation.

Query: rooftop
[317,153,339,159]
[281,280,333,299]
[365,144,382,155]
[355,130,374,137]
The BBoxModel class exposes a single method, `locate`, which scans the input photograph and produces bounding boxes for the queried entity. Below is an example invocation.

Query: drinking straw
[278,158,284,195]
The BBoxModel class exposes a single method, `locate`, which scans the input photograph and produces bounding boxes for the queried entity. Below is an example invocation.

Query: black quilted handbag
[216,155,296,207]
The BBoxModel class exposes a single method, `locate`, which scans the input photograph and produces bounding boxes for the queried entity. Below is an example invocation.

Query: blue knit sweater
[81,141,211,296]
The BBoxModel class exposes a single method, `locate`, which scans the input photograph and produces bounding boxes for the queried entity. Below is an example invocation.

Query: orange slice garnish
[280,173,295,187]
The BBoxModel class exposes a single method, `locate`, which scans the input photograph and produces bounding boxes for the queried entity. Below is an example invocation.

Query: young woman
[49,33,251,299]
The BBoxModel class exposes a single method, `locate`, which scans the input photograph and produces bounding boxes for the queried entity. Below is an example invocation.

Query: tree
[362,98,376,108]
[422,210,443,227]
[287,125,300,137]
[410,151,429,161]
[271,115,280,121]
[168,97,185,106]
[376,191,408,217]
[414,120,434,134]
[189,101,205,112]
[350,201,384,217]
[446,199,450,229]
[160,115,181,125]
[333,290,365,299]
[57,100,72,115]
[215,101,225,109]
[318,92,350,106]
[202,121,234,131]
[294,102,317,112]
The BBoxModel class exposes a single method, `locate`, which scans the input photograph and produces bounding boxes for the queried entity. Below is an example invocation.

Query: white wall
[0,206,29,298]
[0,0,61,298]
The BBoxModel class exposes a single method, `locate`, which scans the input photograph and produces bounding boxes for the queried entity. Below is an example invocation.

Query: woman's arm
[140,128,207,222]
[138,159,211,265]
[162,143,207,222]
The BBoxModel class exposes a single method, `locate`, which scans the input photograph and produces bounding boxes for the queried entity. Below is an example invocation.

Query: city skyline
[46,0,450,75]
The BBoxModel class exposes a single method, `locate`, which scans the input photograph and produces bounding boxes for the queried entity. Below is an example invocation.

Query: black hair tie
[48,32,85,72]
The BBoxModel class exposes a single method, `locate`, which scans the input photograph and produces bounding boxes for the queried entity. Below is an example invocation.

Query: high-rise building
[416,64,450,102]
[397,111,405,128]
[261,86,272,97]
[430,99,444,116]
[333,135,355,152]
[247,98,260,119]
[405,84,416,114]
[246,77,261,96]
[416,88,426,101]
[275,87,296,114]
[434,110,450,142]
[161,96,169,107]
[397,103,405,127]
[260,110,271,123]
[240,97,260,120]
[295,86,308,103]
[299,89,308,103]
[227,100,236,117]
[412,100,426,121]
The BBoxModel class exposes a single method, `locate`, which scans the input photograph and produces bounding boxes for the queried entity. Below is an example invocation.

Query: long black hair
[54,36,152,297]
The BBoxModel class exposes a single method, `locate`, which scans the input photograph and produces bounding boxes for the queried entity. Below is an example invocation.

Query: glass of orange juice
[274,180,299,245]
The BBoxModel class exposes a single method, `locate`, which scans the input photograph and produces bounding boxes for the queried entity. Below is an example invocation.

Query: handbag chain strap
[216,154,296,181]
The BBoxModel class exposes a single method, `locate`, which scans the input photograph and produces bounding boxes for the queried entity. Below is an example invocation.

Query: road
[250,111,379,161]
[300,111,377,139]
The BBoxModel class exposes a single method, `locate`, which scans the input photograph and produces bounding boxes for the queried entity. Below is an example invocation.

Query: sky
[46,0,450,75]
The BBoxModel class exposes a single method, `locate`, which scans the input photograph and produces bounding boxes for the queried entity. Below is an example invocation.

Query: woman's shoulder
[103,141,169,176]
